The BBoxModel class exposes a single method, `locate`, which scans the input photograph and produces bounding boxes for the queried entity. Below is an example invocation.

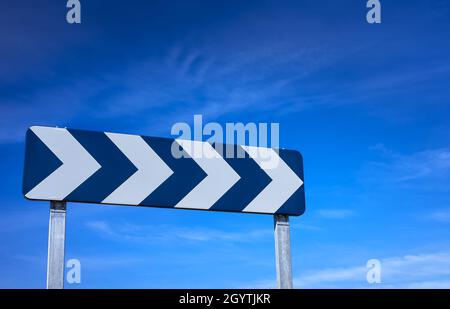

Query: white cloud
[76,255,149,270]
[293,252,450,288]
[361,145,450,190]
[428,210,450,223]
[85,221,116,236]
[85,220,272,244]
[0,78,105,143]
[0,21,359,144]
[291,223,323,231]
[293,265,366,288]
[317,209,354,219]
[395,280,450,289]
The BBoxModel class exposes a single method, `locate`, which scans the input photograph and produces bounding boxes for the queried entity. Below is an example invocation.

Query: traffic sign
[23,126,305,215]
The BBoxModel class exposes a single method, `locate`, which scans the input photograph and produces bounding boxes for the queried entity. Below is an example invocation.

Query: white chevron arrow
[174,140,240,209]
[241,146,303,214]
[102,133,173,205]
[25,126,101,200]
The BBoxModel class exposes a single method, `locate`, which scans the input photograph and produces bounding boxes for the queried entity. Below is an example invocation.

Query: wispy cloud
[291,223,323,232]
[0,42,337,143]
[294,252,450,288]
[85,220,272,244]
[427,210,450,223]
[3,0,450,146]
[243,251,450,289]
[360,144,450,190]
[90,41,345,129]
[74,255,150,270]
[394,280,450,289]
[0,78,104,143]
[0,9,363,144]
[316,209,354,219]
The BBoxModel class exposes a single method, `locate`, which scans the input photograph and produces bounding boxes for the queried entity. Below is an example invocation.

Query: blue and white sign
[23,126,305,215]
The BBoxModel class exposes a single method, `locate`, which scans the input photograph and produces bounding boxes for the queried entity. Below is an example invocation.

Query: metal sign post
[47,201,66,289]
[274,214,293,289]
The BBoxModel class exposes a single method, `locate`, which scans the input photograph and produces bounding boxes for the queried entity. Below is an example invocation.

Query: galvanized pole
[47,201,66,289]
[274,214,293,289]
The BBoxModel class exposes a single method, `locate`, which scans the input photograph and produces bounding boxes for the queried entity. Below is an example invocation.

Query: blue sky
[1,0,450,288]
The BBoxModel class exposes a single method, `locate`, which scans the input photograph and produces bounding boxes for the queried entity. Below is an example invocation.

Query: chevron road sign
[24,125,304,289]
[23,126,305,216]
